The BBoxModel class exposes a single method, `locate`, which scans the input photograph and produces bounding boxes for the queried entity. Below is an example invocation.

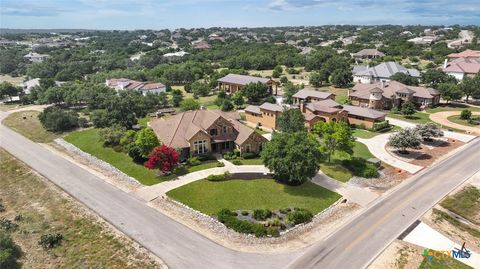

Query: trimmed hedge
[206,172,231,182]
[242,152,258,159]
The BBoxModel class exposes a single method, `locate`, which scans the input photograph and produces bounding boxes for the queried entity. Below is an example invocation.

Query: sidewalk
[311,171,379,206]
[403,222,480,268]
[357,134,424,174]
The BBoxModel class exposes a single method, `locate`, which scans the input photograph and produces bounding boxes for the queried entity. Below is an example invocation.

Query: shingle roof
[342,105,387,119]
[259,102,283,112]
[350,81,439,100]
[217,74,270,86]
[353,62,420,78]
[245,105,261,114]
[150,109,258,148]
[292,89,333,100]
[305,99,342,114]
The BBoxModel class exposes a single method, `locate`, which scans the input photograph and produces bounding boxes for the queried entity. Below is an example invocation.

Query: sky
[1,0,479,30]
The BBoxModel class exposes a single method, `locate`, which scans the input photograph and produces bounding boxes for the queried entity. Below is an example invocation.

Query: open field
[0,74,26,85]
[0,149,163,269]
[167,178,341,216]
[64,128,171,185]
[2,110,61,143]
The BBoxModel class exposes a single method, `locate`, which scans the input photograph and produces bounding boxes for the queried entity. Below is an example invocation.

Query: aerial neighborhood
[1,16,480,269]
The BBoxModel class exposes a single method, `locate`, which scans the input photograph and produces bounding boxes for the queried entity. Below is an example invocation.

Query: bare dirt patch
[368,240,423,269]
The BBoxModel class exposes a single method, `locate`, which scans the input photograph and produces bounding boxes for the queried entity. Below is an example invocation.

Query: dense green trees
[261,132,321,185]
[421,69,457,88]
[0,82,21,101]
[330,69,352,87]
[38,106,80,132]
[241,82,270,103]
[313,121,355,162]
[134,128,160,158]
[400,101,416,117]
[459,76,480,103]
[180,98,200,111]
[390,72,419,86]
[276,109,305,133]
[437,83,462,103]
[282,82,301,104]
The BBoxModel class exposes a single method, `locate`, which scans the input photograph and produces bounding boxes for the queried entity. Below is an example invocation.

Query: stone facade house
[349,81,440,109]
[150,109,267,159]
[217,74,279,95]
[244,102,283,130]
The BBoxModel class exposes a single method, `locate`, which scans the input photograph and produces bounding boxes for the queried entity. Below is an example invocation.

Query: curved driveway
[2,110,480,269]
[429,111,480,135]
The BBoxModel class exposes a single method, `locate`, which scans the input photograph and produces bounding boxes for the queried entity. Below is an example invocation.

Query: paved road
[0,112,299,269]
[287,138,480,268]
[2,110,480,269]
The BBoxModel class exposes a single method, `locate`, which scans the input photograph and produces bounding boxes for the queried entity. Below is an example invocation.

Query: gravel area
[54,138,142,191]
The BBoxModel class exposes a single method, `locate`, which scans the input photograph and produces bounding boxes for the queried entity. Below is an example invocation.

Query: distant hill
[0,28,108,34]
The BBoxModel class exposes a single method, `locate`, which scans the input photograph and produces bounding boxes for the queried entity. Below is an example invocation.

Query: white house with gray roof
[353,61,420,84]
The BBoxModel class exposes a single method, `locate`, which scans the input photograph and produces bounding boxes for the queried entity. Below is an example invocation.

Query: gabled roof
[305,99,342,114]
[443,58,480,75]
[447,49,480,59]
[106,78,165,91]
[245,105,261,115]
[350,81,439,100]
[353,61,420,78]
[342,105,387,119]
[259,102,283,112]
[292,89,333,100]
[217,74,270,86]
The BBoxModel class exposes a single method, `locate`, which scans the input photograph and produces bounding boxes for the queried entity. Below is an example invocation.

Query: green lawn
[187,161,221,173]
[447,115,479,127]
[352,126,401,139]
[352,142,374,159]
[64,129,171,185]
[3,110,61,143]
[137,115,151,128]
[167,178,341,216]
[387,112,432,124]
[426,103,480,113]
[236,158,264,165]
[419,256,472,269]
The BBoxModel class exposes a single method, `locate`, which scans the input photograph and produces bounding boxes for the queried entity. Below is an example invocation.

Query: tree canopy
[312,121,355,162]
[276,108,305,133]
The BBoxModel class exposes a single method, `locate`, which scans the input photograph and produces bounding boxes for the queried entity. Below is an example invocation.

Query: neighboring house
[408,36,437,45]
[245,91,387,130]
[245,102,283,129]
[150,109,267,159]
[442,50,480,80]
[292,89,335,106]
[105,78,166,95]
[352,49,385,61]
[217,74,279,95]
[19,78,40,94]
[349,80,440,109]
[23,52,50,63]
[192,40,211,49]
[352,62,420,84]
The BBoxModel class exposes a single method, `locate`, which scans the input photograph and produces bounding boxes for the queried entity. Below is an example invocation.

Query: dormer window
[210,129,217,136]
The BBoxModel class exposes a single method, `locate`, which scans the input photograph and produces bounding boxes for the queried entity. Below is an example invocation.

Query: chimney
[443,58,448,69]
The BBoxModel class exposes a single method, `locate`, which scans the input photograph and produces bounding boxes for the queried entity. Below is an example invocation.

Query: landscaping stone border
[157,193,345,244]
[54,138,142,188]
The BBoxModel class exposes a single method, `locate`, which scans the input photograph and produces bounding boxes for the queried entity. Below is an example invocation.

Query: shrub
[241,152,258,159]
[206,172,230,182]
[233,149,241,157]
[372,121,389,131]
[460,109,472,120]
[173,166,188,176]
[78,117,89,128]
[38,107,79,132]
[279,208,289,214]
[0,218,18,232]
[342,158,379,178]
[197,153,216,161]
[232,160,242,165]
[126,144,147,164]
[266,227,280,237]
[186,156,202,166]
[241,210,249,216]
[0,201,4,213]
[0,231,22,269]
[99,124,126,146]
[216,162,225,167]
[112,145,123,152]
[39,233,63,249]
[253,209,272,221]
[217,209,270,237]
[287,209,313,225]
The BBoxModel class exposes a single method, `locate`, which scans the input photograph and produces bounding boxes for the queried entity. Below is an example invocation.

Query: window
[245,144,251,153]
[223,126,227,133]
[210,129,217,136]
[193,140,207,154]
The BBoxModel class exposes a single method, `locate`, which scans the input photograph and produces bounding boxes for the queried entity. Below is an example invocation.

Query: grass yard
[387,111,432,124]
[186,161,221,173]
[352,141,374,159]
[0,74,26,84]
[236,158,264,165]
[447,115,479,127]
[167,178,341,216]
[418,257,472,269]
[426,103,480,113]
[0,103,27,111]
[433,209,480,239]
[440,186,480,225]
[0,149,161,269]
[352,126,401,139]
[64,128,172,185]
[138,115,152,127]
[2,110,61,143]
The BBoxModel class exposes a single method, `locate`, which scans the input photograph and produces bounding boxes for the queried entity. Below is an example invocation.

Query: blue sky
[1,0,479,29]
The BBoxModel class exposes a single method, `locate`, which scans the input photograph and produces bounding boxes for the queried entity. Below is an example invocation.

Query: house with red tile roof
[443,50,480,80]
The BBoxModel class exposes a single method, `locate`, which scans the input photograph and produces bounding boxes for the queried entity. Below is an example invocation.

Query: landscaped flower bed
[217,207,313,237]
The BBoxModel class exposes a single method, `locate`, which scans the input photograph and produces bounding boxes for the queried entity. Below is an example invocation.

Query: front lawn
[186,161,221,173]
[236,158,264,165]
[447,115,479,127]
[3,110,61,143]
[426,103,480,113]
[65,129,171,185]
[387,111,432,124]
[419,257,472,269]
[352,126,401,139]
[167,178,341,216]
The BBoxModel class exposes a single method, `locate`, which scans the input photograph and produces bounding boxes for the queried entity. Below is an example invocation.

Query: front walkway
[387,117,476,143]
[429,111,480,136]
[357,134,424,174]
[403,222,480,268]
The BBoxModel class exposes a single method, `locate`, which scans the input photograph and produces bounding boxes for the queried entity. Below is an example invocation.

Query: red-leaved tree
[145,145,179,173]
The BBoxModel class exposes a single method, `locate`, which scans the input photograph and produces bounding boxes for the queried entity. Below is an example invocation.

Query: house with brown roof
[244,102,284,129]
[349,81,440,109]
[443,50,480,80]
[292,89,335,106]
[106,78,166,95]
[217,74,279,95]
[150,109,267,159]
[352,49,385,61]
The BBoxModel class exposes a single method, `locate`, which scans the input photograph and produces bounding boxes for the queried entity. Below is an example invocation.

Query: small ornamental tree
[460,109,472,120]
[400,101,416,117]
[145,145,179,173]
[313,121,355,162]
[134,128,160,158]
[388,127,422,154]
[415,123,444,141]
